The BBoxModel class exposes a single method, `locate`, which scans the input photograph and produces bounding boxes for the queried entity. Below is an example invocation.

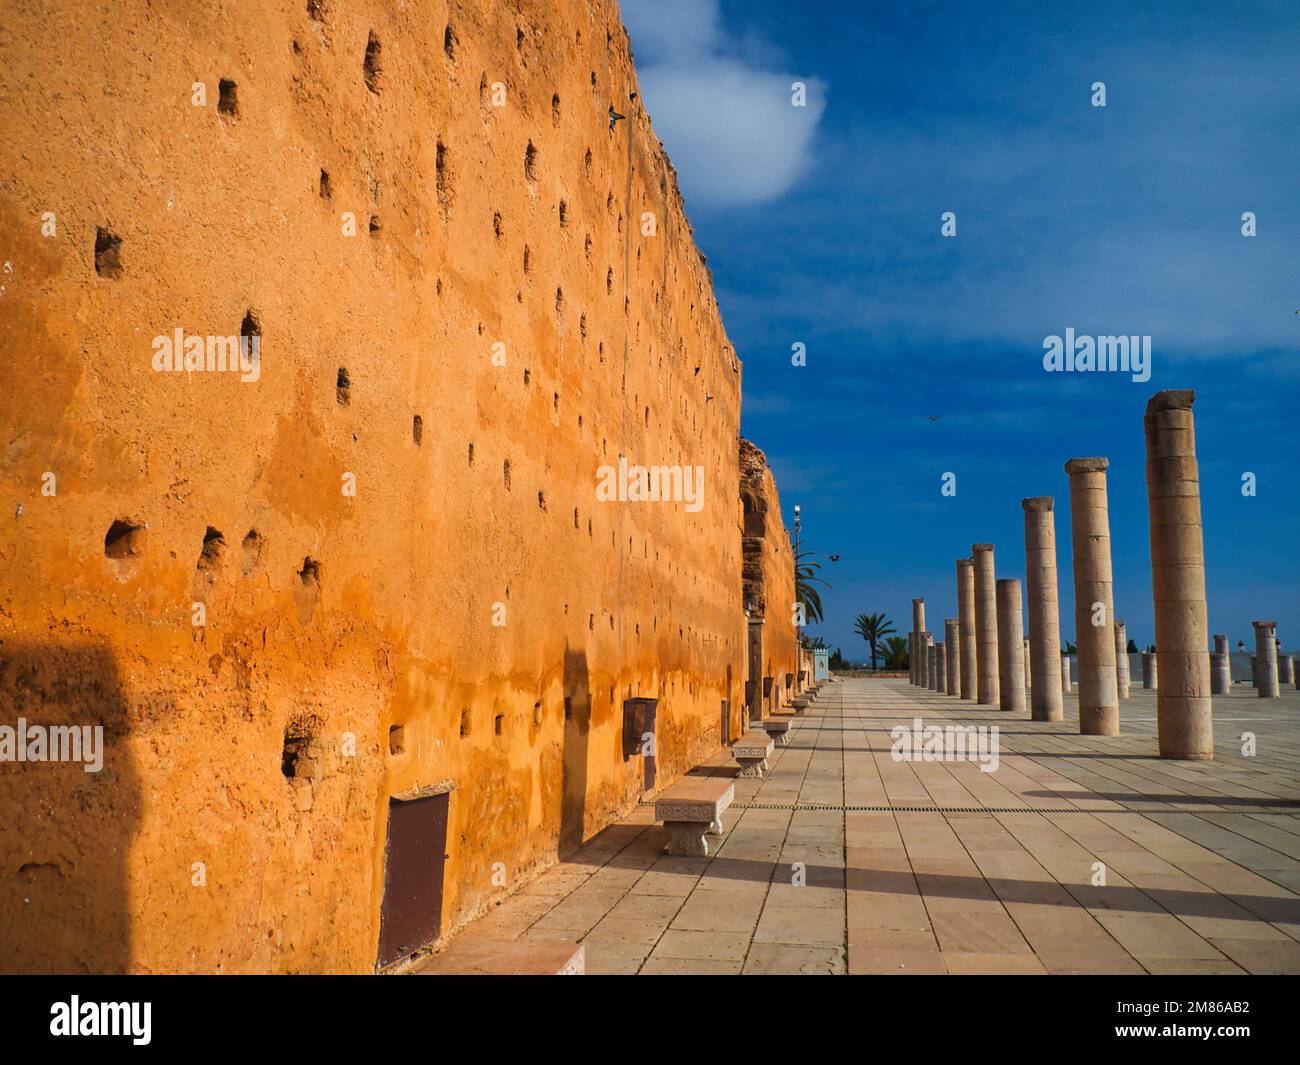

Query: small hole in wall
[104,519,145,559]
[563,697,572,721]
[523,245,530,274]
[584,234,591,259]
[240,530,264,575]
[436,140,450,205]
[533,702,542,726]
[443,24,456,61]
[524,141,538,182]
[558,200,567,227]
[299,557,320,588]
[459,709,470,737]
[579,313,587,340]
[503,459,511,490]
[555,287,564,317]
[364,31,382,93]
[493,211,503,239]
[197,527,224,571]
[336,367,351,405]
[573,507,579,528]
[468,442,474,465]
[494,714,504,736]
[218,79,238,117]
[369,215,381,235]
[319,169,331,200]
[94,228,123,278]
[388,724,406,756]
[584,148,592,176]
[523,368,530,386]
[516,27,525,51]
[537,490,546,511]
[308,0,326,20]
[551,93,561,125]
[606,268,613,294]
[281,714,322,780]
[412,414,423,444]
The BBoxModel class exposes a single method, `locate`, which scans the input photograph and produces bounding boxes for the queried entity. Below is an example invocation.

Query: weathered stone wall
[0,0,753,972]
[740,439,798,706]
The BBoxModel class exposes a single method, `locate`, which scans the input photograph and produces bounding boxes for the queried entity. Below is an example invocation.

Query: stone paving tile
[430,678,1300,974]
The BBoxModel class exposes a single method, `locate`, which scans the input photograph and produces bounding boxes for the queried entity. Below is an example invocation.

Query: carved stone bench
[654,776,735,856]
[761,716,792,747]
[731,730,775,778]
[791,695,811,715]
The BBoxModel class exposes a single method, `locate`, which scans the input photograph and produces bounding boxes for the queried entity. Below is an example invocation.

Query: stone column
[1210,634,1231,695]
[1023,638,1031,690]
[936,642,947,693]
[1279,651,1294,687]
[1142,652,1158,689]
[1022,497,1064,722]
[944,618,960,696]
[972,544,999,706]
[1144,390,1213,759]
[926,632,937,690]
[1253,621,1279,698]
[1061,653,1072,693]
[1065,458,1119,736]
[911,598,926,685]
[1114,620,1131,699]
[956,559,977,701]
[996,578,1027,713]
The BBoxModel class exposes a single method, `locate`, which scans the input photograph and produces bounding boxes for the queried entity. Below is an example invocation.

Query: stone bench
[761,716,792,747]
[654,776,735,856]
[412,938,584,975]
[791,695,811,714]
[731,730,775,778]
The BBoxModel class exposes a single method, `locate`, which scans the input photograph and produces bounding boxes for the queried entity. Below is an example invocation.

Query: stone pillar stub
[1142,651,1158,689]
[1065,457,1119,736]
[944,618,959,696]
[995,578,1027,713]
[1115,619,1131,699]
[911,598,926,686]
[1022,496,1064,722]
[1144,391,1213,758]
[1279,651,1294,686]
[956,559,977,701]
[936,642,947,693]
[972,544,999,706]
[1061,653,1072,693]
[1210,652,1231,695]
[1253,621,1279,698]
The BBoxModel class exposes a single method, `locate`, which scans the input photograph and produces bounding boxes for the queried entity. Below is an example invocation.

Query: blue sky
[622,0,1299,660]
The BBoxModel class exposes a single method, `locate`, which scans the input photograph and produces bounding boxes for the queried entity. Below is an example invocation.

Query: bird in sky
[927,415,940,422]
[608,106,625,130]
[828,554,842,562]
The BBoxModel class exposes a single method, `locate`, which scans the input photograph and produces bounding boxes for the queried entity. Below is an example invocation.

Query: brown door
[376,792,449,969]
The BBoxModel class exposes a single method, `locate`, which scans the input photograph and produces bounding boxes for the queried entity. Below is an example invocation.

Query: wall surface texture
[0,0,776,973]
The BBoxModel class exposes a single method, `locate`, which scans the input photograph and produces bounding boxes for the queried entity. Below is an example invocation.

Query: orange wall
[0,0,754,973]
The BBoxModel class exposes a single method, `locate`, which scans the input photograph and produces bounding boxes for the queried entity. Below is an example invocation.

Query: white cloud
[623,0,826,208]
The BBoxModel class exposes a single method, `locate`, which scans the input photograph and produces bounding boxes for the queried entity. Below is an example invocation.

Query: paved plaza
[441,677,1300,974]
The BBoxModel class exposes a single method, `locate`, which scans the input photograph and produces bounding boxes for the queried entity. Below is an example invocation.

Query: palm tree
[853,612,895,671]
[794,547,830,625]
[882,636,909,671]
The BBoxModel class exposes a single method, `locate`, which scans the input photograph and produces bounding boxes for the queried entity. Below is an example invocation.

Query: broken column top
[1146,389,1195,413]
[972,543,994,553]
[913,597,925,604]
[1022,496,1054,511]
[1064,457,1108,473]
[1253,620,1278,628]
[957,557,974,567]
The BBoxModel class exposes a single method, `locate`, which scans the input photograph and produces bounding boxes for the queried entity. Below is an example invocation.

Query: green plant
[852,612,895,671]
[794,546,830,625]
